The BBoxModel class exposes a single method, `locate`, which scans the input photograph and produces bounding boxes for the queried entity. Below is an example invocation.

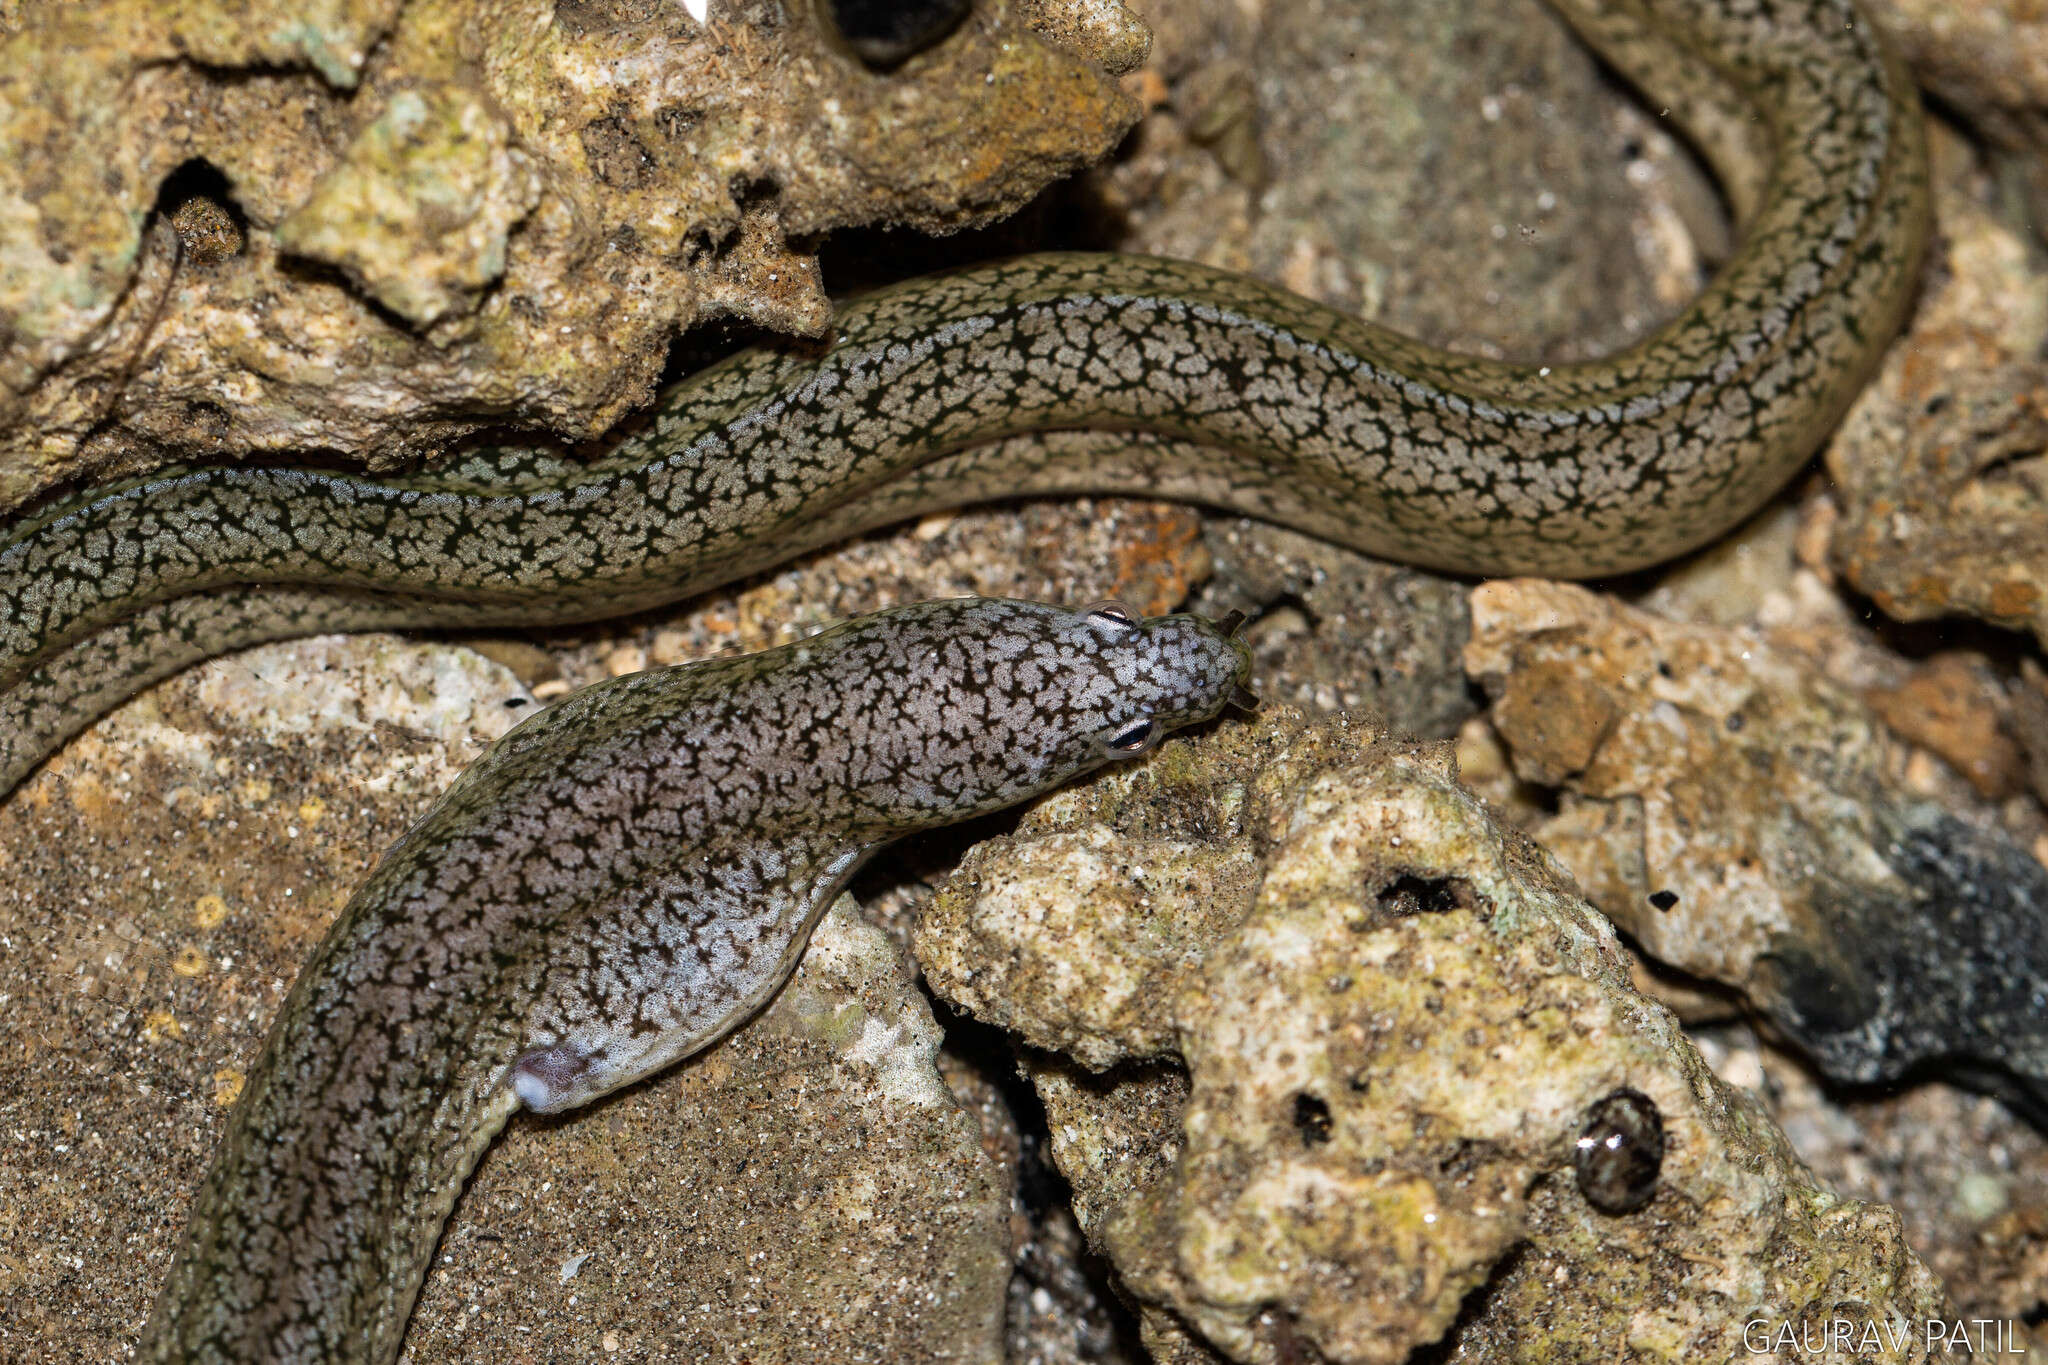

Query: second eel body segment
[0,0,1931,1362]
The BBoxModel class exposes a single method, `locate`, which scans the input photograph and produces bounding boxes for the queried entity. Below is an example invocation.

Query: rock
[273,83,543,329]
[1695,1025,2048,1329]
[1863,0,2048,240]
[1194,521,1475,740]
[2013,660,2048,808]
[1821,125,2048,647]
[1831,361,2048,649]
[406,897,1014,1363]
[1862,651,2029,801]
[0,0,1142,508]
[916,707,1956,1363]
[1465,580,2048,1112]
[1104,0,1717,362]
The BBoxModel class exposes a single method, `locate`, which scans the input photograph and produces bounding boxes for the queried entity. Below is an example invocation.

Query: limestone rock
[917,707,1956,1363]
[1821,128,2048,647]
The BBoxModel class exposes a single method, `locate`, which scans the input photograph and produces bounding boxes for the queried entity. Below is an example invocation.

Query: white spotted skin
[142,598,1248,1365]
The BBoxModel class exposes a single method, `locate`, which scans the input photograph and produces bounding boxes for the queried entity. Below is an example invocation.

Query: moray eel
[0,0,1927,800]
[143,598,1251,1361]
[0,0,1928,1360]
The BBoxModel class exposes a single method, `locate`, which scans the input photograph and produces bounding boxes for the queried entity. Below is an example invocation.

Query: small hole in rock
[156,158,247,265]
[819,0,972,68]
[1292,1093,1333,1146]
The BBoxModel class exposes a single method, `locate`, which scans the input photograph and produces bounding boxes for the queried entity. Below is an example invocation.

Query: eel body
[0,0,1928,800]
[143,598,1250,1362]
[0,0,1933,1361]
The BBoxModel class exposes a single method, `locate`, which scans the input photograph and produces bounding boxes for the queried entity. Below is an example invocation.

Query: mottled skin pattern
[145,598,1250,1363]
[0,2,1930,1361]
[0,0,1929,799]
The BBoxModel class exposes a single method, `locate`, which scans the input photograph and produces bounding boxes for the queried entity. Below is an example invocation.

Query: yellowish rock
[918,708,1955,1362]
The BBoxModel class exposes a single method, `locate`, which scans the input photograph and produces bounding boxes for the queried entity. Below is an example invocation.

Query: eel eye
[1085,600,1139,628]
[1104,718,1157,755]
[820,0,973,69]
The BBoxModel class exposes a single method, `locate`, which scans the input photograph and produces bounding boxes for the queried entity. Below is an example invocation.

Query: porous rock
[1465,580,2048,1111]
[1863,0,2048,238]
[915,706,1956,1363]
[1100,0,1716,364]
[1195,520,1476,740]
[1821,127,2048,647]
[0,0,1143,510]
[1701,1026,2048,1329]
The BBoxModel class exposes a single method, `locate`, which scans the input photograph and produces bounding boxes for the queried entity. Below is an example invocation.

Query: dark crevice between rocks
[854,797,1046,902]
[930,1005,1147,1360]
[818,0,974,70]
[275,251,421,337]
[1612,929,1749,1025]
[816,163,1136,297]
[1407,1241,1533,1365]
[76,157,250,455]
[1834,574,2043,668]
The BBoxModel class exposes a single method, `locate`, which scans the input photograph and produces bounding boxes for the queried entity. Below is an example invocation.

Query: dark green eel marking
[0,0,1928,1360]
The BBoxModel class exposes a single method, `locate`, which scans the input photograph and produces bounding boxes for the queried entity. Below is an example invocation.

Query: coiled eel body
[144,598,1250,1361]
[0,0,1929,1361]
[0,0,1926,801]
